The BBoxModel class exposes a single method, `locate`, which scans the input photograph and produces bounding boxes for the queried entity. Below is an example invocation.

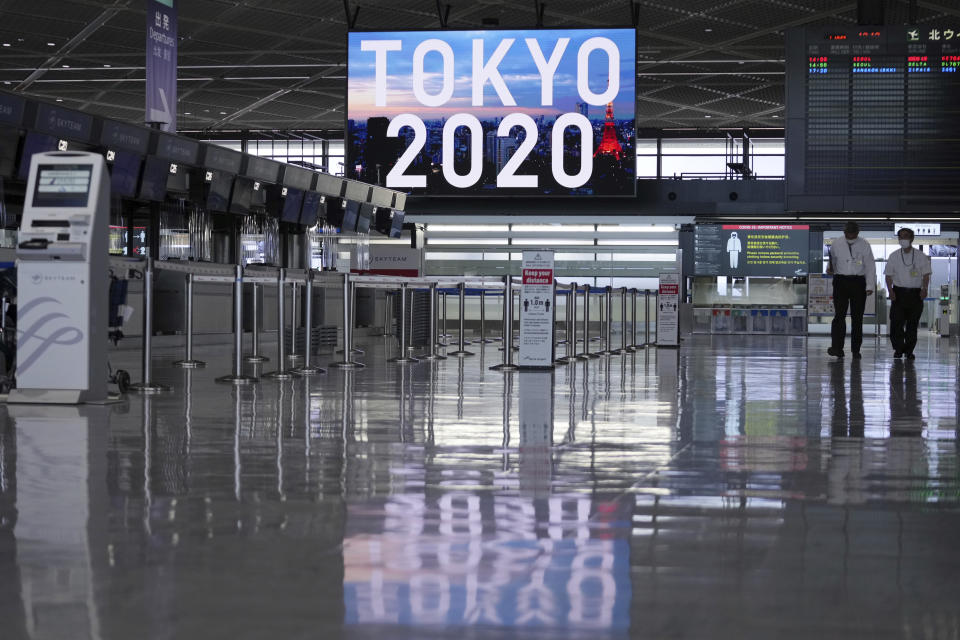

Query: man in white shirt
[884,227,932,360]
[827,221,876,359]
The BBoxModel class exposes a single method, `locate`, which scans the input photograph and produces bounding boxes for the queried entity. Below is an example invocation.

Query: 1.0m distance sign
[347,29,636,196]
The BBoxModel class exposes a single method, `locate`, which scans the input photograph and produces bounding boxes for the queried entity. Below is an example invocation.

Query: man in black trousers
[885,227,932,360]
[827,221,876,359]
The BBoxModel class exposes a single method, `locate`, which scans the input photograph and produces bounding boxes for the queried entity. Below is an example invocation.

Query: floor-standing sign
[657,269,680,347]
[146,0,177,132]
[519,250,555,367]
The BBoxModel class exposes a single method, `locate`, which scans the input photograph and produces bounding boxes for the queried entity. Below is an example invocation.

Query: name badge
[910,269,919,278]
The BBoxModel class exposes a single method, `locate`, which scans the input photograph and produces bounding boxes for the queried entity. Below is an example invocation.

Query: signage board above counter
[201,144,243,175]
[0,88,407,215]
[244,155,281,184]
[154,133,199,165]
[34,103,94,143]
[100,121,151,155]
[0,92,26,128]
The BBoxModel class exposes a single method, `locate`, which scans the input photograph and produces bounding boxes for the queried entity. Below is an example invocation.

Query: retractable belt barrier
[92,266,658,391]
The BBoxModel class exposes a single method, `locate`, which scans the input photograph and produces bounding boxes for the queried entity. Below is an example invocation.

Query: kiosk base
[7,388,105,405]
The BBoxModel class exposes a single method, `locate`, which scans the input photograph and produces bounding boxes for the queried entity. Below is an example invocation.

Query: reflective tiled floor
[1,333,959,639]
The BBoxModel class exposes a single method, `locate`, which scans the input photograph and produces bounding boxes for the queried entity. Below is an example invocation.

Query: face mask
[899,239,911,249]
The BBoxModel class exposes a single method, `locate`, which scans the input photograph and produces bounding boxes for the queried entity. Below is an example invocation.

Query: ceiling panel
[0,0,911,134]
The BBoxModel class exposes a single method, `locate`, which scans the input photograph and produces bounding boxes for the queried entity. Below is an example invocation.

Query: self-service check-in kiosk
[8,151,109,404]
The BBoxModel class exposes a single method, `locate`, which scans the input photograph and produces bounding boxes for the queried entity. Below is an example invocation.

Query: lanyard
[900,249,915,268]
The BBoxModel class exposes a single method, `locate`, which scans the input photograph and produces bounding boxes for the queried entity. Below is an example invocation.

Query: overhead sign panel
[146,0,178,132]
[201,144,242,174]
[155,132,198,164]
[100,120,151,155]
[244,155,281,183]
[34,103,94,143]
[0,92,26,127]
[314,172,346,197]
[895,222,941,236]
[281,164,315,191]
[347,28,636,196]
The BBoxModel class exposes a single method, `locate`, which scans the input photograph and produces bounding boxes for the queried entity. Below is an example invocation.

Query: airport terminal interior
[1,0,960,638]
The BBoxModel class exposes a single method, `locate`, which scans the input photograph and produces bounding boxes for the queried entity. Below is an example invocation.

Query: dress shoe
[827,347,844,358]
[906,353,915,360]
[893,351,903,358]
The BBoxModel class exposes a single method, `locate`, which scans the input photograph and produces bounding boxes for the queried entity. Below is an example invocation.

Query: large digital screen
[694,224,810,278]
[786,25,960,211]
[347,28,636,196]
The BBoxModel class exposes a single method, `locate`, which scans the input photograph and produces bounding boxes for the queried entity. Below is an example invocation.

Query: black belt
[834,274,865,280]
[893,286,921,292]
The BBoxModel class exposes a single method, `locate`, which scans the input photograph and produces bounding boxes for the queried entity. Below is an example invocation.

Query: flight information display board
[786,25,960,212]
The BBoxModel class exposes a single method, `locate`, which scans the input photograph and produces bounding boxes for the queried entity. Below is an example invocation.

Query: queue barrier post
[173,272,206,368]
[216,264,257,385]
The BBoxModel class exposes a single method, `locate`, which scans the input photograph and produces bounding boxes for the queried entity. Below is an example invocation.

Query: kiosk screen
[33,164,92,208]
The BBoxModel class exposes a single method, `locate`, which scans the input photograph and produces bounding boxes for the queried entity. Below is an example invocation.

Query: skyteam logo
[16,297,84,374]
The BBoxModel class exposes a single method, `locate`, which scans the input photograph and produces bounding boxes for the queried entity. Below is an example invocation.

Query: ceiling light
[184,111,191,115]
[2,44,10,48]
[62,64,70,68]
[103,63,111,67]
[772,115,780,118]
[704,28,713,32]
[704,115,712,118]
[219,111,227,114]
[47,42,56,46]
[3,82,10,86]
[55,98,63,102]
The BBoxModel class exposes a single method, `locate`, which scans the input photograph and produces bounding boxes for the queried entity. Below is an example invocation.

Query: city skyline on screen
[346,28,636,196]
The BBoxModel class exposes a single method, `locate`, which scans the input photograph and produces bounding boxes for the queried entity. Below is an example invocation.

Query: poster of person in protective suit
[726,231,742,270]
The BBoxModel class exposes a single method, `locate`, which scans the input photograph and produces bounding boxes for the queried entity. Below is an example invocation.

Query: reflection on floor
[1,334,959,639]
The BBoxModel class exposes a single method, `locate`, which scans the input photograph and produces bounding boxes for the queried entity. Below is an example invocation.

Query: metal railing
[105,259,662,390]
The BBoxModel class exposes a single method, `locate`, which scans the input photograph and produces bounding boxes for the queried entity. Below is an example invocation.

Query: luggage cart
[106,264,139,394]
